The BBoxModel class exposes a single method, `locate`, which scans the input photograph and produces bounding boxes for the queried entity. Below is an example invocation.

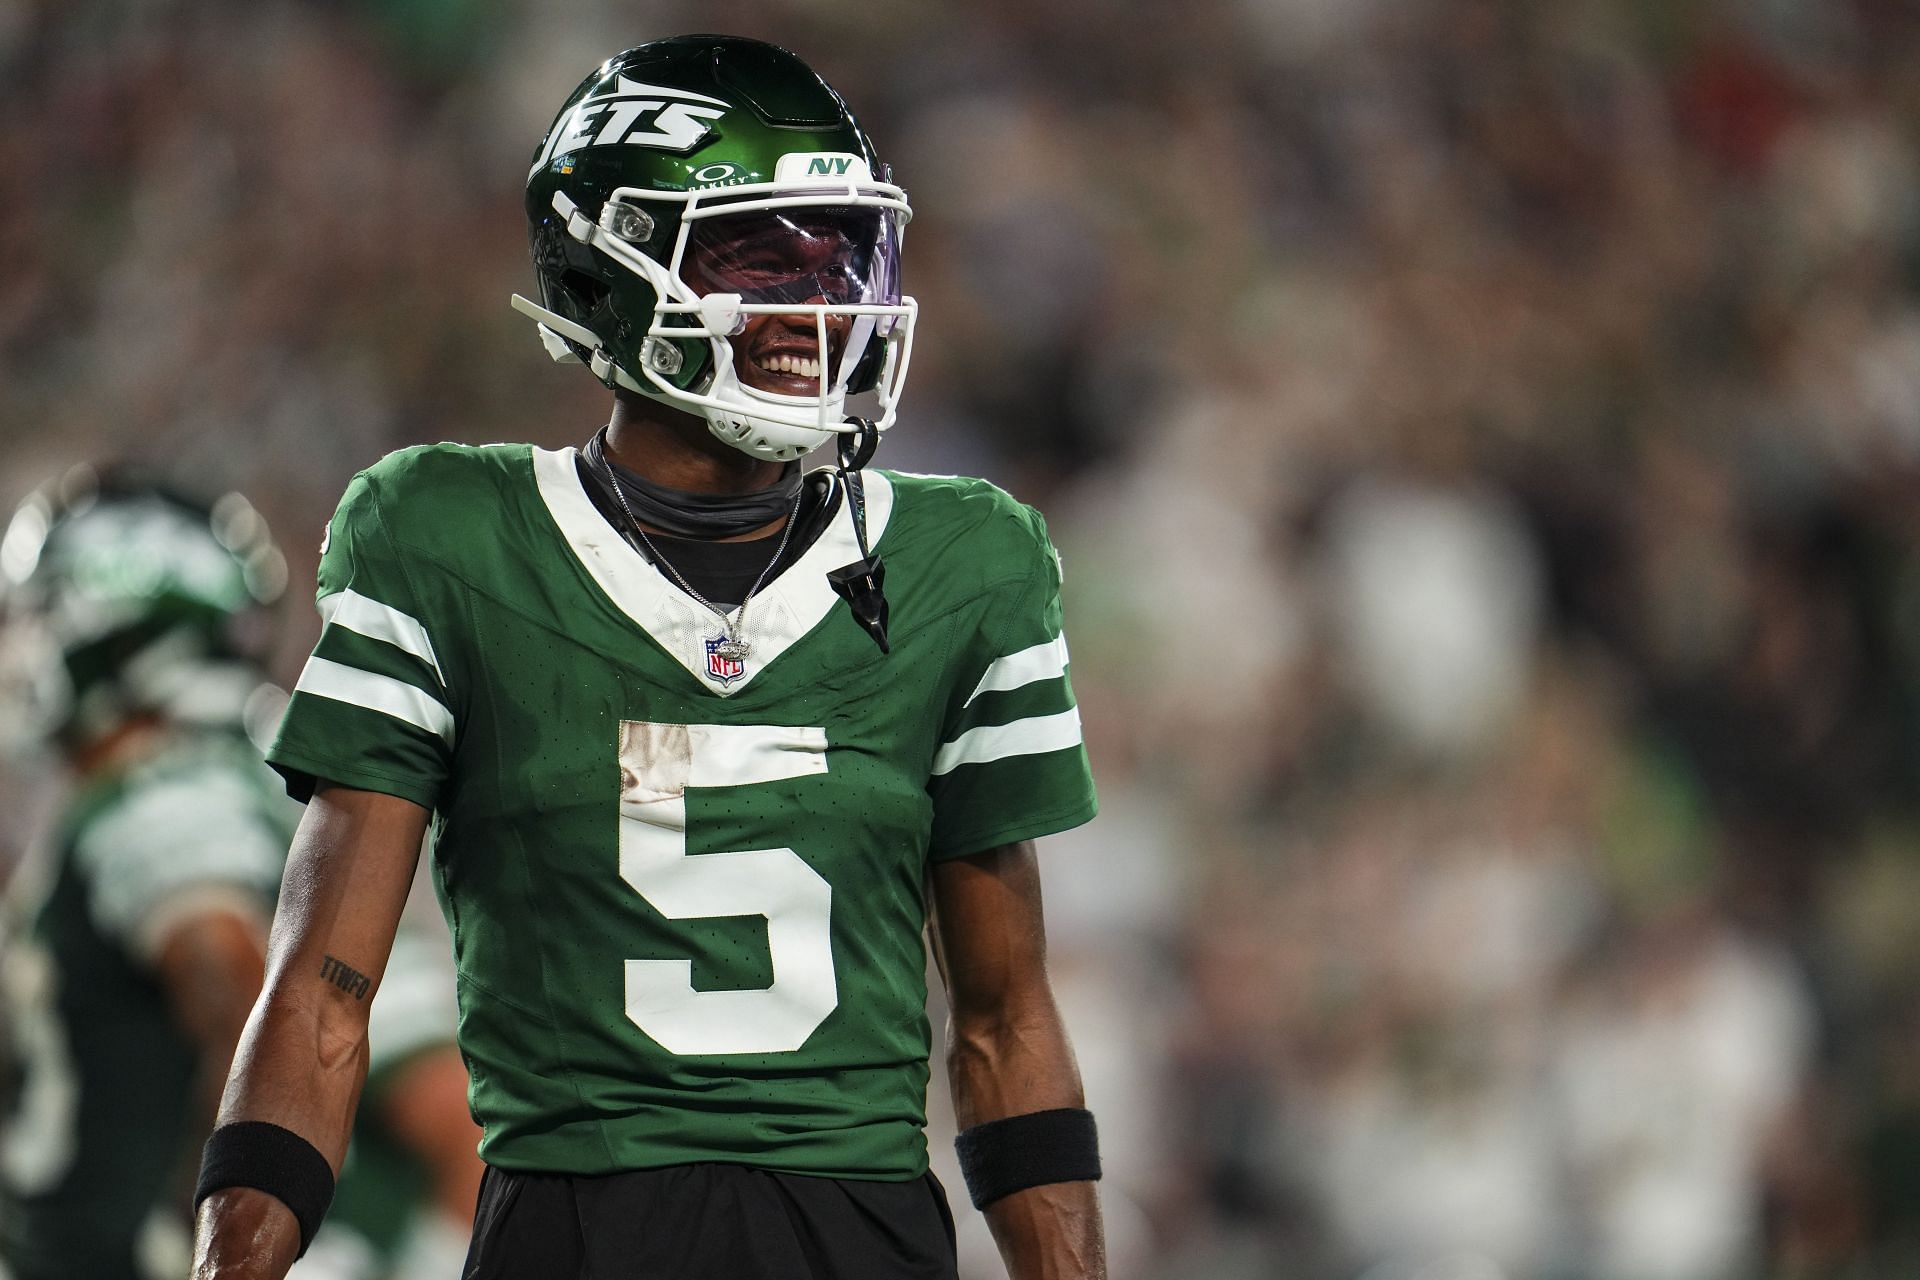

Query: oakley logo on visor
[533,79,731,173]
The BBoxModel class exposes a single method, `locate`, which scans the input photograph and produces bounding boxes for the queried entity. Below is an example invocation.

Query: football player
[0,472,481,1280]
[0,470,294,1280]
[192,34,1107,1280]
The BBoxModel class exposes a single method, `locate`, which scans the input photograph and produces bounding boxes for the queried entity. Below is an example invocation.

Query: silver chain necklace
[604,467,806,662]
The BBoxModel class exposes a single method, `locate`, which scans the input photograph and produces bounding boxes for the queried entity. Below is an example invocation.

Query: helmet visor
[681,205,905,396]
[684,205,902,306]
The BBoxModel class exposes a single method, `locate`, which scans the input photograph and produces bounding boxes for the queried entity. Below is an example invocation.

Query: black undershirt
[575,457,841,609]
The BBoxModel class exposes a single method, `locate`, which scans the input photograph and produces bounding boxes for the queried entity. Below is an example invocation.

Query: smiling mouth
[741,332,847,394]
[754,352,823,380]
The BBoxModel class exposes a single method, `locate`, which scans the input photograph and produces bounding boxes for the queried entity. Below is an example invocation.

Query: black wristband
[194,1121,336,1258]
[954,1107,1102,1209]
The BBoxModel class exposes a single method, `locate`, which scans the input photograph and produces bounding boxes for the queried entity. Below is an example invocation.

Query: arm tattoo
[319,954,371,1001]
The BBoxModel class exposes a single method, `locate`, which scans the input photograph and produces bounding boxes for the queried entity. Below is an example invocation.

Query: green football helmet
[511,35,917,463]
[0,467,286,753]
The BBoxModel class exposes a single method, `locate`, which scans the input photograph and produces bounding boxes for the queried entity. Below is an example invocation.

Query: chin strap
[826,418,889,654]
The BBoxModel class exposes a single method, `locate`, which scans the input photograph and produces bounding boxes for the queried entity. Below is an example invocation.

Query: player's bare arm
[192,783,429,1280]
[932,839,1108,1280]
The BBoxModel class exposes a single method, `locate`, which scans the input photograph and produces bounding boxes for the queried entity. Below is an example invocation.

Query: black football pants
[462,1161,959,1280]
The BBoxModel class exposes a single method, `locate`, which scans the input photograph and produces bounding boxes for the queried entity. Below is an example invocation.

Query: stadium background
[6,0,1920,1276]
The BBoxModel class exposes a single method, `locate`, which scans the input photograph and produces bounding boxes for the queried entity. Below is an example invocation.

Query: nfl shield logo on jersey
[705,636,746,685]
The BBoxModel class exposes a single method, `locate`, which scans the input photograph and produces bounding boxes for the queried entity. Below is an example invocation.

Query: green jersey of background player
[195,35,1109,1280]
[0,729,291,1280]
[2,760,463,1280]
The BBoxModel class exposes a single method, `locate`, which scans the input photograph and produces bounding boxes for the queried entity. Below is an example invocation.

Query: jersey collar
[530,446,894,697]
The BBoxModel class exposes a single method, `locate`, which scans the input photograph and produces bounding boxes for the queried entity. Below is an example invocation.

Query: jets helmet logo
[533,78,730,174]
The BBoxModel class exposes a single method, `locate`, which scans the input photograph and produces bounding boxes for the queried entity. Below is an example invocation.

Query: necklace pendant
[704,633,750,686]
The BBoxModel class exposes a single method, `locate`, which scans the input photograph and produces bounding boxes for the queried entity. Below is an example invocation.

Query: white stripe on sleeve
[318,589,446,685]
[294,656,455,741]
[932,707,1083,776]
[963,633,1070,707]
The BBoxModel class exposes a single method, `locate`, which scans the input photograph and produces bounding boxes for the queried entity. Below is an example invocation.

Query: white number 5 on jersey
[617,721,837,1055]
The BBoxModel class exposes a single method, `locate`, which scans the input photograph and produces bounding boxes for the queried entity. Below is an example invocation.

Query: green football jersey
[0,730,295,1280]
[268,443,1096,1180]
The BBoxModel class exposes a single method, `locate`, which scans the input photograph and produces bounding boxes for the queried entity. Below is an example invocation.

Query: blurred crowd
[8,0,1920,1276]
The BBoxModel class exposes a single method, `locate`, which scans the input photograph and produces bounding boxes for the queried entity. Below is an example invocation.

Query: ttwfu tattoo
[320,954,370,1000]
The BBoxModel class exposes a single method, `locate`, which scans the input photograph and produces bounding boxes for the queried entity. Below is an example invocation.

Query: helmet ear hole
[556,269,609,317]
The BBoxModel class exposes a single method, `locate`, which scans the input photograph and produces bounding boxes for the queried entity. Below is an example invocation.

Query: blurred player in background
[0,470,479,1280]
[0,470,293,1280]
